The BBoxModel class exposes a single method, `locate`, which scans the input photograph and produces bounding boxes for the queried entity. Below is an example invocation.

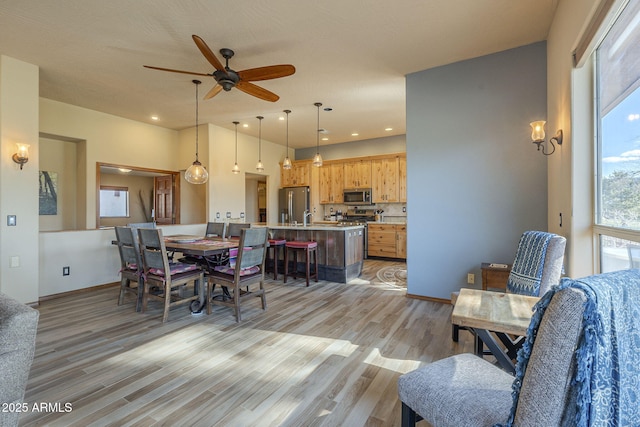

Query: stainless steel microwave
[343,188,373,205]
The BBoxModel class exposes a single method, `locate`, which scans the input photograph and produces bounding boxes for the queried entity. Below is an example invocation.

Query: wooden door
[154,175,174,224]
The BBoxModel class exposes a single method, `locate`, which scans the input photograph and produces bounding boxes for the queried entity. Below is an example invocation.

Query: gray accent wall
[296,134,405,160]
[406,42,548,299]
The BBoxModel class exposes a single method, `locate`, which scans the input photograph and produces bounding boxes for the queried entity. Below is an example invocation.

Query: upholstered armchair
[399,269,640,426]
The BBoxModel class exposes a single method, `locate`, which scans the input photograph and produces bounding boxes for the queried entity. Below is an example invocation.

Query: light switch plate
[7,215,16,226]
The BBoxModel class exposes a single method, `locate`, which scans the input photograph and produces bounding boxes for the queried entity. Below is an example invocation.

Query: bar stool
[284,240,318,286]
[267,238,287,280]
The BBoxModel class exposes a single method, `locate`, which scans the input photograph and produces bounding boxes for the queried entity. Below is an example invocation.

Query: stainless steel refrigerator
[278,186,310,224]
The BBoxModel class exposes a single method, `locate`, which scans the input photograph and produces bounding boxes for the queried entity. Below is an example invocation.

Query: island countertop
[257,223,364,283]
[261,223,364,231]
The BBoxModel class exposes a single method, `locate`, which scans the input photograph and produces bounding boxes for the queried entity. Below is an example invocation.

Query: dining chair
[399,268,640,427]
[205,221,226,238]
[226,222,250,239]
[452,230,566,342]
[207,227,269,321]
[114,226,143,310]
[137,228,205,322]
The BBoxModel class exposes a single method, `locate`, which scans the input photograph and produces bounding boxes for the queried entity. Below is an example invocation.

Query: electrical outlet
[10,256,19,268]
[216,212,220,219]
[240,212,245,218]
[226,212,231,218]
[467,273,475,284]
[63,266,70,276]
[402,206,406,213]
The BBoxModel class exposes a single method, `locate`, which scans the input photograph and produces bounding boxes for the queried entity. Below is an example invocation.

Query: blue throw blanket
[506,231,554,296]
[502,269,640,426]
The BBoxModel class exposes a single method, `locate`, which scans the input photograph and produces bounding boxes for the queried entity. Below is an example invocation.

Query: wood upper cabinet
[399,156,407,203]
[371,157,400,203]
[281,160,311,187]
[343,160,371,189]
[319,162,344,204]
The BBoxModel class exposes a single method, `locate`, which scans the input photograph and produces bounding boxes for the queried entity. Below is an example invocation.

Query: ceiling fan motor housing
[215,69,239,91]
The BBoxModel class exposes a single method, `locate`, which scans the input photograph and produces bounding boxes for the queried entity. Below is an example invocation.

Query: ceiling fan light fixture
[283,109,292,170]
[185,80,209,184]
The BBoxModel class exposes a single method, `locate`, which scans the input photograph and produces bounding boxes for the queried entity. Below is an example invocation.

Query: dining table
[451,288,540,374]
[163,235,240,313]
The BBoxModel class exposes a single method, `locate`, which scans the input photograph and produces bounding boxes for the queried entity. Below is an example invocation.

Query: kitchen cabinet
[281,160,311,187]
[371,157,399,202]
[319,162,344,204]
[368,223,406,259]
[343,160,371,189]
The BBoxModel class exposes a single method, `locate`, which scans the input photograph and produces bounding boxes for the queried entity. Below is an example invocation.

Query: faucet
[303,210,312,227]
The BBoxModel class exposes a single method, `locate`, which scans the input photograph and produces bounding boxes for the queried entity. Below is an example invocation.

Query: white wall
[0,56,40,304]
[405,42,548,300]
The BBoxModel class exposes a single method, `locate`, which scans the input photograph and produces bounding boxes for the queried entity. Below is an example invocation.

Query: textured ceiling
[0,0,558,149]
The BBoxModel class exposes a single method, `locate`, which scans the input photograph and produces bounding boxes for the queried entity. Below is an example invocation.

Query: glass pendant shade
[256,160,264,171]
[185,161,209,184]
[232,163,240,174]
[283,157,292,169]
[185,80,208,184]
[312,152,323,167]
[530,121,546,142]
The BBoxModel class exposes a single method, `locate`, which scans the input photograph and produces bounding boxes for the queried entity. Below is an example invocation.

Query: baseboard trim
[39,282,119,303]
[405,292,450,304]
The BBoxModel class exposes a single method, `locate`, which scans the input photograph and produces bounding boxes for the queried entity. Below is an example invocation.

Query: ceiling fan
[144,35,295,102]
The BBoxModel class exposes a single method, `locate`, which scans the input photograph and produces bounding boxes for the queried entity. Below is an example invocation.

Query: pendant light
[282,109,292,170]
[232,121,240,174]
[185,80,209,184]
[256,116,264,171]
[312,102,323,167]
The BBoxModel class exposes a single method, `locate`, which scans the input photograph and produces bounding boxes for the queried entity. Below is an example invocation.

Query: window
[595,1,640,272]
[99,186,129,217]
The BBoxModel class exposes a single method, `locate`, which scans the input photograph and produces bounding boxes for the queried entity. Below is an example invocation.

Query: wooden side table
[481,262,511,291]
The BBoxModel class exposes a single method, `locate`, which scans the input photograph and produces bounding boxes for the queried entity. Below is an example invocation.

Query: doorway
[245,173,267,223]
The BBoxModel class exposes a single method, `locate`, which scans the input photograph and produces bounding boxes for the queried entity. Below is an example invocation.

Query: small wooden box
[481,262,511,291]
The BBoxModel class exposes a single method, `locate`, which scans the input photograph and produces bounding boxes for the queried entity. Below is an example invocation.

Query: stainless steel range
[339,209,376,258]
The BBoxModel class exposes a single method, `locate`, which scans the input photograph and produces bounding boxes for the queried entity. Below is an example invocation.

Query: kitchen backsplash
[323,203,407,221]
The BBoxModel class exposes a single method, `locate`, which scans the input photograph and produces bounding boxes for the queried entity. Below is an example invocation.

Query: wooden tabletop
[164,235,238,256]
[451,288,539,336]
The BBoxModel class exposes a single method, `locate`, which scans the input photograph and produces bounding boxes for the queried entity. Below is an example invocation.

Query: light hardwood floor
[20,260,475,426]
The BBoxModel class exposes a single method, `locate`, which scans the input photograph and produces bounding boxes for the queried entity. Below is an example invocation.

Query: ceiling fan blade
[143,65,210,76]
[236,81,279,102]
[237,65,296,82]
[192,35,227,74]
[204,84,223,100]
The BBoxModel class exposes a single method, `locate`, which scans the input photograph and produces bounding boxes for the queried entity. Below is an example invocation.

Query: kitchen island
[262,223,365,283]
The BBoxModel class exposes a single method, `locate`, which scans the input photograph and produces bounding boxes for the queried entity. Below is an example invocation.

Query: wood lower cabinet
[368,223,407,259]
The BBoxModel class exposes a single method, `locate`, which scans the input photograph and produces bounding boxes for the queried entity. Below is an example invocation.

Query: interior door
[154,175,174,224]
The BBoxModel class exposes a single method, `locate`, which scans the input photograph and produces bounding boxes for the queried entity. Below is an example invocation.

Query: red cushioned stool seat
[284,241,318,286]
[267,239,287,280]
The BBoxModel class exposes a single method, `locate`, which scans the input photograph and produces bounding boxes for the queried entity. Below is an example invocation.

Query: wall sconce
[12,143,30,169]
[530,121,563,156]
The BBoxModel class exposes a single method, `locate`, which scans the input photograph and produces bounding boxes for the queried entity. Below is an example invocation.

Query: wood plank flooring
[20,259,475,426]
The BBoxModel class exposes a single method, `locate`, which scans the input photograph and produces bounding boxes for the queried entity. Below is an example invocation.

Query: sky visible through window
[602,86,640,178]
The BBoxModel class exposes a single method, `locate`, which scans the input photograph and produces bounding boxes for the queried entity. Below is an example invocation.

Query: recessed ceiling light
[322,137,329,141]
[385,127,393,131]
[243,123,249,128]
[151,115,159,121]
[118,168,132,173]
[323,107,333,112]
[351,133,359,136]
[279,116,285,121]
